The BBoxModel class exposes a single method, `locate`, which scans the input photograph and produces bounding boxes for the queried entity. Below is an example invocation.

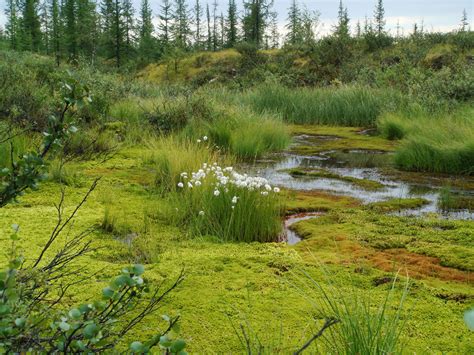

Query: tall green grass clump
[379,107,474,174]
[169,163,283,242]
[145,136,229,193]
[247,84,404,126]
[184,102,290,160]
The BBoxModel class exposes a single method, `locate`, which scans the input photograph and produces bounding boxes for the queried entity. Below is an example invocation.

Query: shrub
[170,163,283,242]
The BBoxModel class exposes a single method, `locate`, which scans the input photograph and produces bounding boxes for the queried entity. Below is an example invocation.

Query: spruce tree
[100,0,124,66]
[211,0,217,50]
[373,0,385,35]
[50,0,61,64]
[269,10,278,48]
[206,3,211,50]
[63,0,76,58]
[138,0,154,59]
[122,0,135,59]
[159,0,172,46]
[76,0,98,60]
[285,0,301,45]
[20,0,42,51]
[300,7,318,46]
[460,9,469,32]
[225,0,237,47]
[172,0,191,49]
[5,0,20,49]
[242,0,270,47]
[194,0,203,49]
[334,0,349,39]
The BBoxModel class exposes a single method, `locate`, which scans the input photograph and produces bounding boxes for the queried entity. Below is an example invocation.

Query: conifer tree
[100,0,124,66]
[285,0,301,45]
[242,0,271,47]
[373,0,385,35]
[225,0,237,47]
[268,10,278,48]
[206,2,211,50]
[334,0,349,39]
[211,0,217,50]
[138,0,154,59]
[193,0,203,49]
[50,0,61,64]
[5,0,20,49]
[63,0,77,58]
[39,0,50,52]
[460,9,469,32]
[76,0,98,60]
[159,0,172,46]
[172,0,191,49]
[21,0,42,51]
[122,0,135,58]
[300,7,318,45]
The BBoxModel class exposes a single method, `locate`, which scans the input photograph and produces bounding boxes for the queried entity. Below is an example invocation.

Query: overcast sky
[0,0,472,36]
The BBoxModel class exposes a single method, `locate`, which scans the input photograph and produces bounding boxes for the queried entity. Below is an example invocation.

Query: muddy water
[245,134,474,243]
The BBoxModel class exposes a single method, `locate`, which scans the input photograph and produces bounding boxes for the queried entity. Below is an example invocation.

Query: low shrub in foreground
[170,163,283,242]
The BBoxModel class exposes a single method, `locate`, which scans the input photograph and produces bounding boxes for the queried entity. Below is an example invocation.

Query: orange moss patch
[298,231,473,284]
[371,249,474,284]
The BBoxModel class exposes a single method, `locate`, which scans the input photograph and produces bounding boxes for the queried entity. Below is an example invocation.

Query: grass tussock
[168,163,283,242]
[144,136,229,193]
[247,84,404,126]
[378,107,474,175]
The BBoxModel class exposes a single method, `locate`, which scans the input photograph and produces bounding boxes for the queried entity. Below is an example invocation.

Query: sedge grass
[290,269,410,354]
[168,163,283,242]
[246,84,404,127]
[378,107,474,175]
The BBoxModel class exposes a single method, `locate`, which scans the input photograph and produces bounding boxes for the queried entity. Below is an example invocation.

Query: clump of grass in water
[438,186,474,211]
[291,269,410,354]
[170,162,283,242]
[378,108,474,175]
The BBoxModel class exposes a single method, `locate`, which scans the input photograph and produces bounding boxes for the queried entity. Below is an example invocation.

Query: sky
[0,0,472,36]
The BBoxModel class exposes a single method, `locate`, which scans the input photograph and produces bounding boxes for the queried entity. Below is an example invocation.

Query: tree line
[1,0,470,67]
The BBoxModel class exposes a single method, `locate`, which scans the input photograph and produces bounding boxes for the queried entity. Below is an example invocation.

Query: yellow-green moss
[289,125,397,153]
[365,198,430,212]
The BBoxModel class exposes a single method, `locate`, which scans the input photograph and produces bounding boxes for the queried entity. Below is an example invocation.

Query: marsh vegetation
[0,0,473,352]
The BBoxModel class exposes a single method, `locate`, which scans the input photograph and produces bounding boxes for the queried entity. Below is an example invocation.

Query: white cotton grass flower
[187,182,193,188]
[203,136,208,141]
[197,139,202,143]
[213,190,220,196]
[231,196,238,204]
[198,210,205,216]
[177,182,184,188]
[261,191,268,196]
[195,181,202,186]
[273,187,280,193]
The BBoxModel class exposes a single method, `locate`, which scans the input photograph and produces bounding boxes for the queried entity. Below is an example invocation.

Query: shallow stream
[244,134,474,243]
